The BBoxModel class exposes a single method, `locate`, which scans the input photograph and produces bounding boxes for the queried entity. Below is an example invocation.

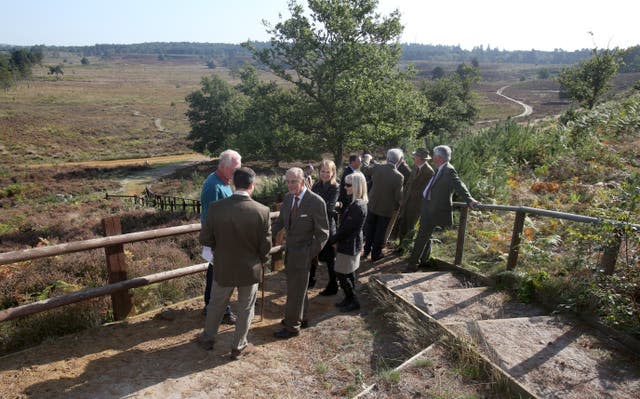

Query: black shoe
[319,285,338,296]
[340,300,360,312]
[274,328,300,339]
[281,319,309,329]
[222,312,237,325]
[195,333,215,351]
[335,297,350,307]
[404,265,419,273]
[308,277,317,288]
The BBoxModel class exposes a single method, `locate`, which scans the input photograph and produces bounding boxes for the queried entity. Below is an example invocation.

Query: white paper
[201,246,214,263]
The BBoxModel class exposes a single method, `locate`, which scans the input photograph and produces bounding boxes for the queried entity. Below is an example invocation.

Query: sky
[2,0,638,51]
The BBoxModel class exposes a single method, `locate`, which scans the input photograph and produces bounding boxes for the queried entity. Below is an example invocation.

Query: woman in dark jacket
[329,172,368,311]
[309,159,340,295]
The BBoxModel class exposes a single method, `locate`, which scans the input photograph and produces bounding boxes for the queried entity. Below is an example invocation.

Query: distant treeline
[1,42,639,83]
[0,42,606,66]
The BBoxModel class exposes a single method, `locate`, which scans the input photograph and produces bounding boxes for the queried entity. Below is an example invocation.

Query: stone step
[408,286,547,324]
[445,315,640,399]
[375,271,479,293]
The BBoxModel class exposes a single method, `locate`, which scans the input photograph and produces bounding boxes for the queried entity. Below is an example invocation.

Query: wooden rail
[1,202,637,324]
[105,187,201,213]
[452,202,639,274]
[0,212,283,323]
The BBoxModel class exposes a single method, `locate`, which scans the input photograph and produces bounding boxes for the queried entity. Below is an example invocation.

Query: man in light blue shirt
[200,149,241,323]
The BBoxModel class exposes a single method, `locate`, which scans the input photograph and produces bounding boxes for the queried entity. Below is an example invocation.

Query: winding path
[496,85,533,118]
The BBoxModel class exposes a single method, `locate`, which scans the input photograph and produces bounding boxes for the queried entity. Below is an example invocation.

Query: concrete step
[449,316,640,398]
[409,286,548,324]
[375,271,479,293]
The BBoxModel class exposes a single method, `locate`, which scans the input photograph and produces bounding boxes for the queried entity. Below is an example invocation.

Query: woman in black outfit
[309,159,340,295]
[329,172,368,311]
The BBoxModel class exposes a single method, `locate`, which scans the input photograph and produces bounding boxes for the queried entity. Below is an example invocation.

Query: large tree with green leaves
[558,48,619,109]
[244,0,425,163]
[234,65,316,164]
[185,74,248,155]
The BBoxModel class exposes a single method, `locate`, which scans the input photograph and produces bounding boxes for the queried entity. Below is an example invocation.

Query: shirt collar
[234,190,251,197]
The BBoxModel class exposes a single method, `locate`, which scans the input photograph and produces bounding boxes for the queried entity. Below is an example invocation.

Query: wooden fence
[452,202,639,274]
[105,187,201,213]
[0,203,637,324]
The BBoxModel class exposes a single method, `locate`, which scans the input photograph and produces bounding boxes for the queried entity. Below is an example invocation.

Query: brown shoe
[196,333,214,351]
[230,343,255,360]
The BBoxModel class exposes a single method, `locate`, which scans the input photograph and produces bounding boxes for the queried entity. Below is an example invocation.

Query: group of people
[195,144,478,359]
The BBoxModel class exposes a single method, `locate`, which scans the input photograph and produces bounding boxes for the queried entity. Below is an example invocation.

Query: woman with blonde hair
[328,172,368,311]
[309,159,340,295]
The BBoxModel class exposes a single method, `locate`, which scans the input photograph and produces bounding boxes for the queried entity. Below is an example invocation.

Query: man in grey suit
[362,148,404,261]
[273,167,329,339]
[197,167,272,359]
[406,145,479,272]
[396,148,435,250]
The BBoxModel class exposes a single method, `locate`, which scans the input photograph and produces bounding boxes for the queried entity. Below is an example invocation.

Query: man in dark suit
[362,148,404,261]
[273,167,329,339]
[197,167,272,359]
[338,154,361,212]
[396,148,435,249]
[406,145,479,272]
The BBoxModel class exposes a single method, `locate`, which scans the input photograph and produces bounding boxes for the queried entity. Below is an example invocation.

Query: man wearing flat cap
[395,148,434,250]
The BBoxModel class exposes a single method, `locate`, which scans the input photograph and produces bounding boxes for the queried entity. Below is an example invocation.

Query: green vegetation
[244,0,425,163]
[0,47,44,89]
[558,47,619,109]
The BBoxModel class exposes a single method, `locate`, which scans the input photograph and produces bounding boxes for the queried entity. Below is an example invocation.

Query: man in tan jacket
[197,167,272,359]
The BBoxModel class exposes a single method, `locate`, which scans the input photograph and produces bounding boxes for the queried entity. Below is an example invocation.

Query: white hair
[219,149,241,167]
[433,145,451,162]
[386,148,403,164]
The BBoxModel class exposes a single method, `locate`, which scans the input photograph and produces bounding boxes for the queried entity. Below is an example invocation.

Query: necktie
[289,196,299,228]
[423,169,438,200]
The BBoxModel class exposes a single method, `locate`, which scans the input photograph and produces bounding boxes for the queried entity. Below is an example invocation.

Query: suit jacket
[199,194,272,286]
[311,181,339,236]
[400,162,434,219]
[422,162,474,227]
[328,198,367,256]
[365,163,404,217]
[397,161,411,190]
[272,189,329,269]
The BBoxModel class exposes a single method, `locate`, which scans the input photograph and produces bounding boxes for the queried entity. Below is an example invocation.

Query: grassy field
[0,54,276,164]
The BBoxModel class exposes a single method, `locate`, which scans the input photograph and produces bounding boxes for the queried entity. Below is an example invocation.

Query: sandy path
[496,85,533,118]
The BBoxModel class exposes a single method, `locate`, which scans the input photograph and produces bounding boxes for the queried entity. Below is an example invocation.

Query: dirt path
[496,85,533,118]
[0,257,418,399]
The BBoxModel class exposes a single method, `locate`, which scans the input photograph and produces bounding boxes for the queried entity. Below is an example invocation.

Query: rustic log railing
[105,187,201,214]
[452,202,639,274]
[1,203,637,324]
[0,212,283,323]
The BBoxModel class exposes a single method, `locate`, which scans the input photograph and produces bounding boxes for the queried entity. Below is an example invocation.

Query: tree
[431,66,445,80]
[185,74,248,154]
[558,48,619,109]
[243,0,425,163]
[419,63,480,138]
[48,64,64,79]
[235,65,315,164]
[80,56,90,65]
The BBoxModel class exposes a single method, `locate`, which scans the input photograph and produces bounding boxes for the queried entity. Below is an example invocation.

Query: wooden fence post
[454,207,468,266]
[506,211,526,271]
[600,228,622,275]
[102,216,134,320]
